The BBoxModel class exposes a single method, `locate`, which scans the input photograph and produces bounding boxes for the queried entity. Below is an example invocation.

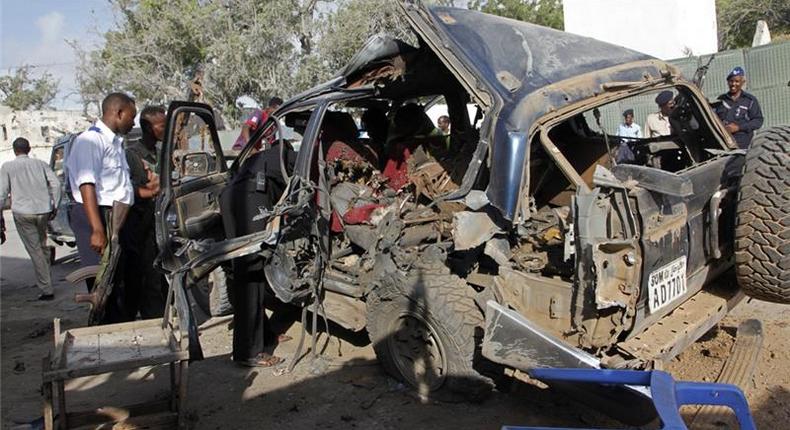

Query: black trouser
[231,256,276,361]
[119,205,166,319]
[68,203,126,323]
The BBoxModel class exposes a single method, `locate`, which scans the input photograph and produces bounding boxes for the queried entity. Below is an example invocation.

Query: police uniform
[715,91,764,149]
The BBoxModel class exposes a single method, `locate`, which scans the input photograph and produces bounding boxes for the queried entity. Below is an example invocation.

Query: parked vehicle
[155,1,790,404]
[47,134,77,250]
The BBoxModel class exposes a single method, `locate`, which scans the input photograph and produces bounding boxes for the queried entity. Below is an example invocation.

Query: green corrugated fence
[675,40,790,129]
[595,41,789,134]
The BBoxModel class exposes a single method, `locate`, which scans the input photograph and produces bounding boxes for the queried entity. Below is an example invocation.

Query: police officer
[715,67,764,149]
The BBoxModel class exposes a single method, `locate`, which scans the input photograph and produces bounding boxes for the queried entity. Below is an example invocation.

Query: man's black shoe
[37,294,55,301]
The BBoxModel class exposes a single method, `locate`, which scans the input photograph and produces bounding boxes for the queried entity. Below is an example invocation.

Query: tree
[72,0,309,122]
[468,0,563,30]
[294,0,415,90]
[717,0,790,49]
[0,66,59,110]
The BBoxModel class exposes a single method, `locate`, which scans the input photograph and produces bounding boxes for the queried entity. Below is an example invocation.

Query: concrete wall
[563,0,719,60]
[0,105,91,165]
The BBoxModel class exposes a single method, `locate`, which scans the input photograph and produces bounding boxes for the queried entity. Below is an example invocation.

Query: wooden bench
[42,284,191,430]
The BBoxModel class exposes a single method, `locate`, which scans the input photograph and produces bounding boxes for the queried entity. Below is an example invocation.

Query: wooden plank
[53,318,61,346]
[43,352,189,382]
[177,361,189,430]
[42,356,54,430]
[66,400,171,428]
[97,331,143,363]
[63,318,161,337]
[56,323,177,376]
[56,381,67,430]
[52,332,70,370]
[65,332,100,370]
[69,412,177,430]
[170,363,177,411]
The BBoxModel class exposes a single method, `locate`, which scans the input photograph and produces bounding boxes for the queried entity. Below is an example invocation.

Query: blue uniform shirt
[715,91,763,149]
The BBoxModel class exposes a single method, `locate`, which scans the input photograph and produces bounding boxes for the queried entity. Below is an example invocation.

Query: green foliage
[73,0,418,123]
[72,0,567,122]
[717,0,790,49]
[468,0,563,30]
[0,66,59,110]
[73,0,305,122]
[297,0,414,88]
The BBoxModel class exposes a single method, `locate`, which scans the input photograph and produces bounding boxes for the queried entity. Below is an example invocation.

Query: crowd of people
[615,66,763,163]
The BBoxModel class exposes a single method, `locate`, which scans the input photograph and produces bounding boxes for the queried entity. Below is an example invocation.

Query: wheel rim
[386,311,448,392]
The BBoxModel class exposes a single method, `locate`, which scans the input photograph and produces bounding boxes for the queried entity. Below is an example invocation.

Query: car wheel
[191,268,234,317]
[366,266,493,402]
[734,125,790,303]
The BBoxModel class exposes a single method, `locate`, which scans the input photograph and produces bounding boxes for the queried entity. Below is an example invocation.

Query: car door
[262,102,328,304]
[614,152,742,336]
[156,101,229,273]
[572,166,642,348]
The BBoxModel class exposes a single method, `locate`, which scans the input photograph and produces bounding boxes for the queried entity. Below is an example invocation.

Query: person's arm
[137,167,160,199]
[0,165,10,210]
[126,150,159,199]
[743,98,764,133]
[79,183,106,253]
[70,135,105,253]
[44,162,61,214]
[240,123,252,144]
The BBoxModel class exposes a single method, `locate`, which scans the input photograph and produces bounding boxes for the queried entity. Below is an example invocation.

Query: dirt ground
[2,214,789,429]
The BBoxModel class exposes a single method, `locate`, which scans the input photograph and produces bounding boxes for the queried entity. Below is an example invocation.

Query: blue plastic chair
[503,368,756,430]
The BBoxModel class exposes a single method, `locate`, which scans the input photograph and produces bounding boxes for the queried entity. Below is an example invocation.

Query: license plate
[648,256,687,313]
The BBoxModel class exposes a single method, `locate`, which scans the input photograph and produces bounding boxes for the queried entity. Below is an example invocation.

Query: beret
[727,66,745,80]
[655,90,673,106]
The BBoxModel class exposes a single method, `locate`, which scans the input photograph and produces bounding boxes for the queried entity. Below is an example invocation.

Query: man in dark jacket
[715,67,764,149]
[120,105,165,319]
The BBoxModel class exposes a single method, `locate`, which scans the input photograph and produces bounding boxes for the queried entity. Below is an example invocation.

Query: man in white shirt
[66,93,136,294]
[615,108,641,163]
[644,90,674,138]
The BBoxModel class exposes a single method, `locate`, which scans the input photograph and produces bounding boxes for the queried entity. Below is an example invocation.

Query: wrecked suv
[156,2,790,403]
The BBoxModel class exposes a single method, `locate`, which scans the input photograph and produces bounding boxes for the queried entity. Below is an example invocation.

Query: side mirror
[181,152,210,177]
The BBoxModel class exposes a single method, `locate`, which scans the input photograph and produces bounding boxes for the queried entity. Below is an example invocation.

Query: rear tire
[366,267,493,402]
[734,126,790,303]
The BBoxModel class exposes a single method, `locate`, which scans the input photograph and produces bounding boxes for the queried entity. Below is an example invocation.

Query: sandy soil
[2,212,788,429]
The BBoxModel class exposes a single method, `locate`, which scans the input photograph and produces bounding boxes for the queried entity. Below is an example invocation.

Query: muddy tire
[366,267,493,402]
[193,268,234,316]
[734,126,790,303]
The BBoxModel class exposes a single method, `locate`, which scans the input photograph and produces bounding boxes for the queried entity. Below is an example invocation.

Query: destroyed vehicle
[155,1,790,404]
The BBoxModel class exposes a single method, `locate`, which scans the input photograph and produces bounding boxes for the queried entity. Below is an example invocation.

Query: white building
[0,105,91,165]
[563,0,719,60]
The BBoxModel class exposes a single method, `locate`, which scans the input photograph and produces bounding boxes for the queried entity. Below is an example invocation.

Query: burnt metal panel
[423,6,652,105]
[486,130,529,220]
[482,301,600,370]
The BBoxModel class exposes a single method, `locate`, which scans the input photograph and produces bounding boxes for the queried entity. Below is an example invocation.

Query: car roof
[420,6,653,105]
